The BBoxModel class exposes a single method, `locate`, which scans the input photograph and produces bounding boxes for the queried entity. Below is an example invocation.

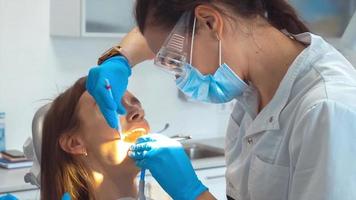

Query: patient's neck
[89,160,138,199]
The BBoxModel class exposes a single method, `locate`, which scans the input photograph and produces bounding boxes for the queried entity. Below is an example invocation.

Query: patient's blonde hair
[41,77,97,200]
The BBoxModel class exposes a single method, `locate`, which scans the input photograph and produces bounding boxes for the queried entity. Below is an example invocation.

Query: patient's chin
[122,154,140,172]
[106,149,140,175]
[99,140,134,165]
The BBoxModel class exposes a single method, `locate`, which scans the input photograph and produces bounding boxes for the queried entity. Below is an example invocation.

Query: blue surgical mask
[176,63,248,103]
[175,17,248,103]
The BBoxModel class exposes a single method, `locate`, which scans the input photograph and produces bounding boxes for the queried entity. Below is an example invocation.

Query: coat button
[247,137,253,145]
[269,116,274,123]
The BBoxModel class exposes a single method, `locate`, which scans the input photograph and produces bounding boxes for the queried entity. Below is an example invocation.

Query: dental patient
[40,76,150,200]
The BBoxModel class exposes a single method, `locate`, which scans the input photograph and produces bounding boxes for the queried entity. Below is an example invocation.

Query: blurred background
[0,1,355,199]
[291,0,355,37]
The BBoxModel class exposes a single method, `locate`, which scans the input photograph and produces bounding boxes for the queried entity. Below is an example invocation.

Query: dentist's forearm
[120,27,155,67]
[197,191,217,200]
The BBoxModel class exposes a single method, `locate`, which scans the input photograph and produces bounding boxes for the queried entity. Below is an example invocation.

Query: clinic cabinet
[50,0,356,39]
[50,0,135,37]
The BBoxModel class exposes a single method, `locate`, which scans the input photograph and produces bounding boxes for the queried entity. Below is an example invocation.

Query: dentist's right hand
[86,27,154,130]
[129,134,209,200]
[86,56,131,129]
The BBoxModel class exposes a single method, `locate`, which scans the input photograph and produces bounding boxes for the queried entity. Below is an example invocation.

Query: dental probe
[104,79,123,137]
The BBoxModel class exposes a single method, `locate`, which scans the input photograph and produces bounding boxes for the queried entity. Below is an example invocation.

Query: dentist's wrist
[190,181,209,200]
[177,180,208,200]
[99,28,154,67]
[101,56,132,77]
[98,45,131,66]
[119,27,155,66]
[196,191,216,200]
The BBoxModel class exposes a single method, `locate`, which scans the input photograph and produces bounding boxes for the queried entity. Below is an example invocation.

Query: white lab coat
[225,32,356,200]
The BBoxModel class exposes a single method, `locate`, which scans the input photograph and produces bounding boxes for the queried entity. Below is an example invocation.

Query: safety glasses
[154,12,196,76]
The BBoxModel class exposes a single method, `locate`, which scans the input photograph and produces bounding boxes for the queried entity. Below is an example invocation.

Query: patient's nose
[127,108,145,122]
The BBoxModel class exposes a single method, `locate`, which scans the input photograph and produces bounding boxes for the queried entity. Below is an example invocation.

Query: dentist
[86,0,356,200]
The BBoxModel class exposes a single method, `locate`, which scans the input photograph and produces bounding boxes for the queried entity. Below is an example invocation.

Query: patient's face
[77,91,150,172]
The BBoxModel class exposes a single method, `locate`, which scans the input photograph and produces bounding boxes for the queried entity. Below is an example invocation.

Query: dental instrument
[155,123,170,133]
[170,134,192,142]
[138,169,146,200]
[104,79,123,135]
[137,135,191,200]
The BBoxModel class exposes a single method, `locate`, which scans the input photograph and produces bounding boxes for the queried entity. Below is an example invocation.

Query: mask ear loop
[189,16,197,65]
[216,33,222,66]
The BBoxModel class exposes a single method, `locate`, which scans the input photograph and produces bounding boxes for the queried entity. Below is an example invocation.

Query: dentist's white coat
[225,33,356,200]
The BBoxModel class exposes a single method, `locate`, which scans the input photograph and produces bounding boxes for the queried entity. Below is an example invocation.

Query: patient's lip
[124,121,149,134]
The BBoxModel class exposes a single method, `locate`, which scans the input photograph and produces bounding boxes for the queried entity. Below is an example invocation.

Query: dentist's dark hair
[41,76,97,200]
[135,0,309,34]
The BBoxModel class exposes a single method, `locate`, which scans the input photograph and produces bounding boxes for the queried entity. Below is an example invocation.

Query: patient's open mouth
[122,128,148,143]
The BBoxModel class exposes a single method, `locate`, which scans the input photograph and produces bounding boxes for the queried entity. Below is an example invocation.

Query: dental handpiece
[139,169,146,200]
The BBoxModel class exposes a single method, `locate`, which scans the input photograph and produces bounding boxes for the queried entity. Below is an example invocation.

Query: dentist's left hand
[129,134,208,200]
[86,56,131,129]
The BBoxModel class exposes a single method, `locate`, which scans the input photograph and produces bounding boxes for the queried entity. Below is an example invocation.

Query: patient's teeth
[122,128,147,143]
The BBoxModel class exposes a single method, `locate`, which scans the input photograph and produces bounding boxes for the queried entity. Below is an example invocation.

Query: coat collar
[237,33,324,137]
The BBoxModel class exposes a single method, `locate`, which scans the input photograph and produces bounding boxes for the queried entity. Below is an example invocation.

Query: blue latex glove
[0,194,18,200]
[129,134,208,200]
[61,193,71,200]
[86,56,131,129]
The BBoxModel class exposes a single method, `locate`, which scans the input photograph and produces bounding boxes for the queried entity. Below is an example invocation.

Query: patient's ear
[59,133,86,155]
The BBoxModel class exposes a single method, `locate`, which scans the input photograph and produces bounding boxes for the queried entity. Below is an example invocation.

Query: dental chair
[23,103,51,187]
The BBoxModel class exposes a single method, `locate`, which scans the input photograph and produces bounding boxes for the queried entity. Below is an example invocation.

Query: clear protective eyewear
[154,12,197,76]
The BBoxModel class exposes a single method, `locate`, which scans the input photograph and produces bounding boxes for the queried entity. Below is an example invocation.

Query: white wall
[0,0,231,150]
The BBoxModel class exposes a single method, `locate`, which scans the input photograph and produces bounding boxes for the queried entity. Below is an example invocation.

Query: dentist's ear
[195,5,224,39]
[59,133,87,156]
